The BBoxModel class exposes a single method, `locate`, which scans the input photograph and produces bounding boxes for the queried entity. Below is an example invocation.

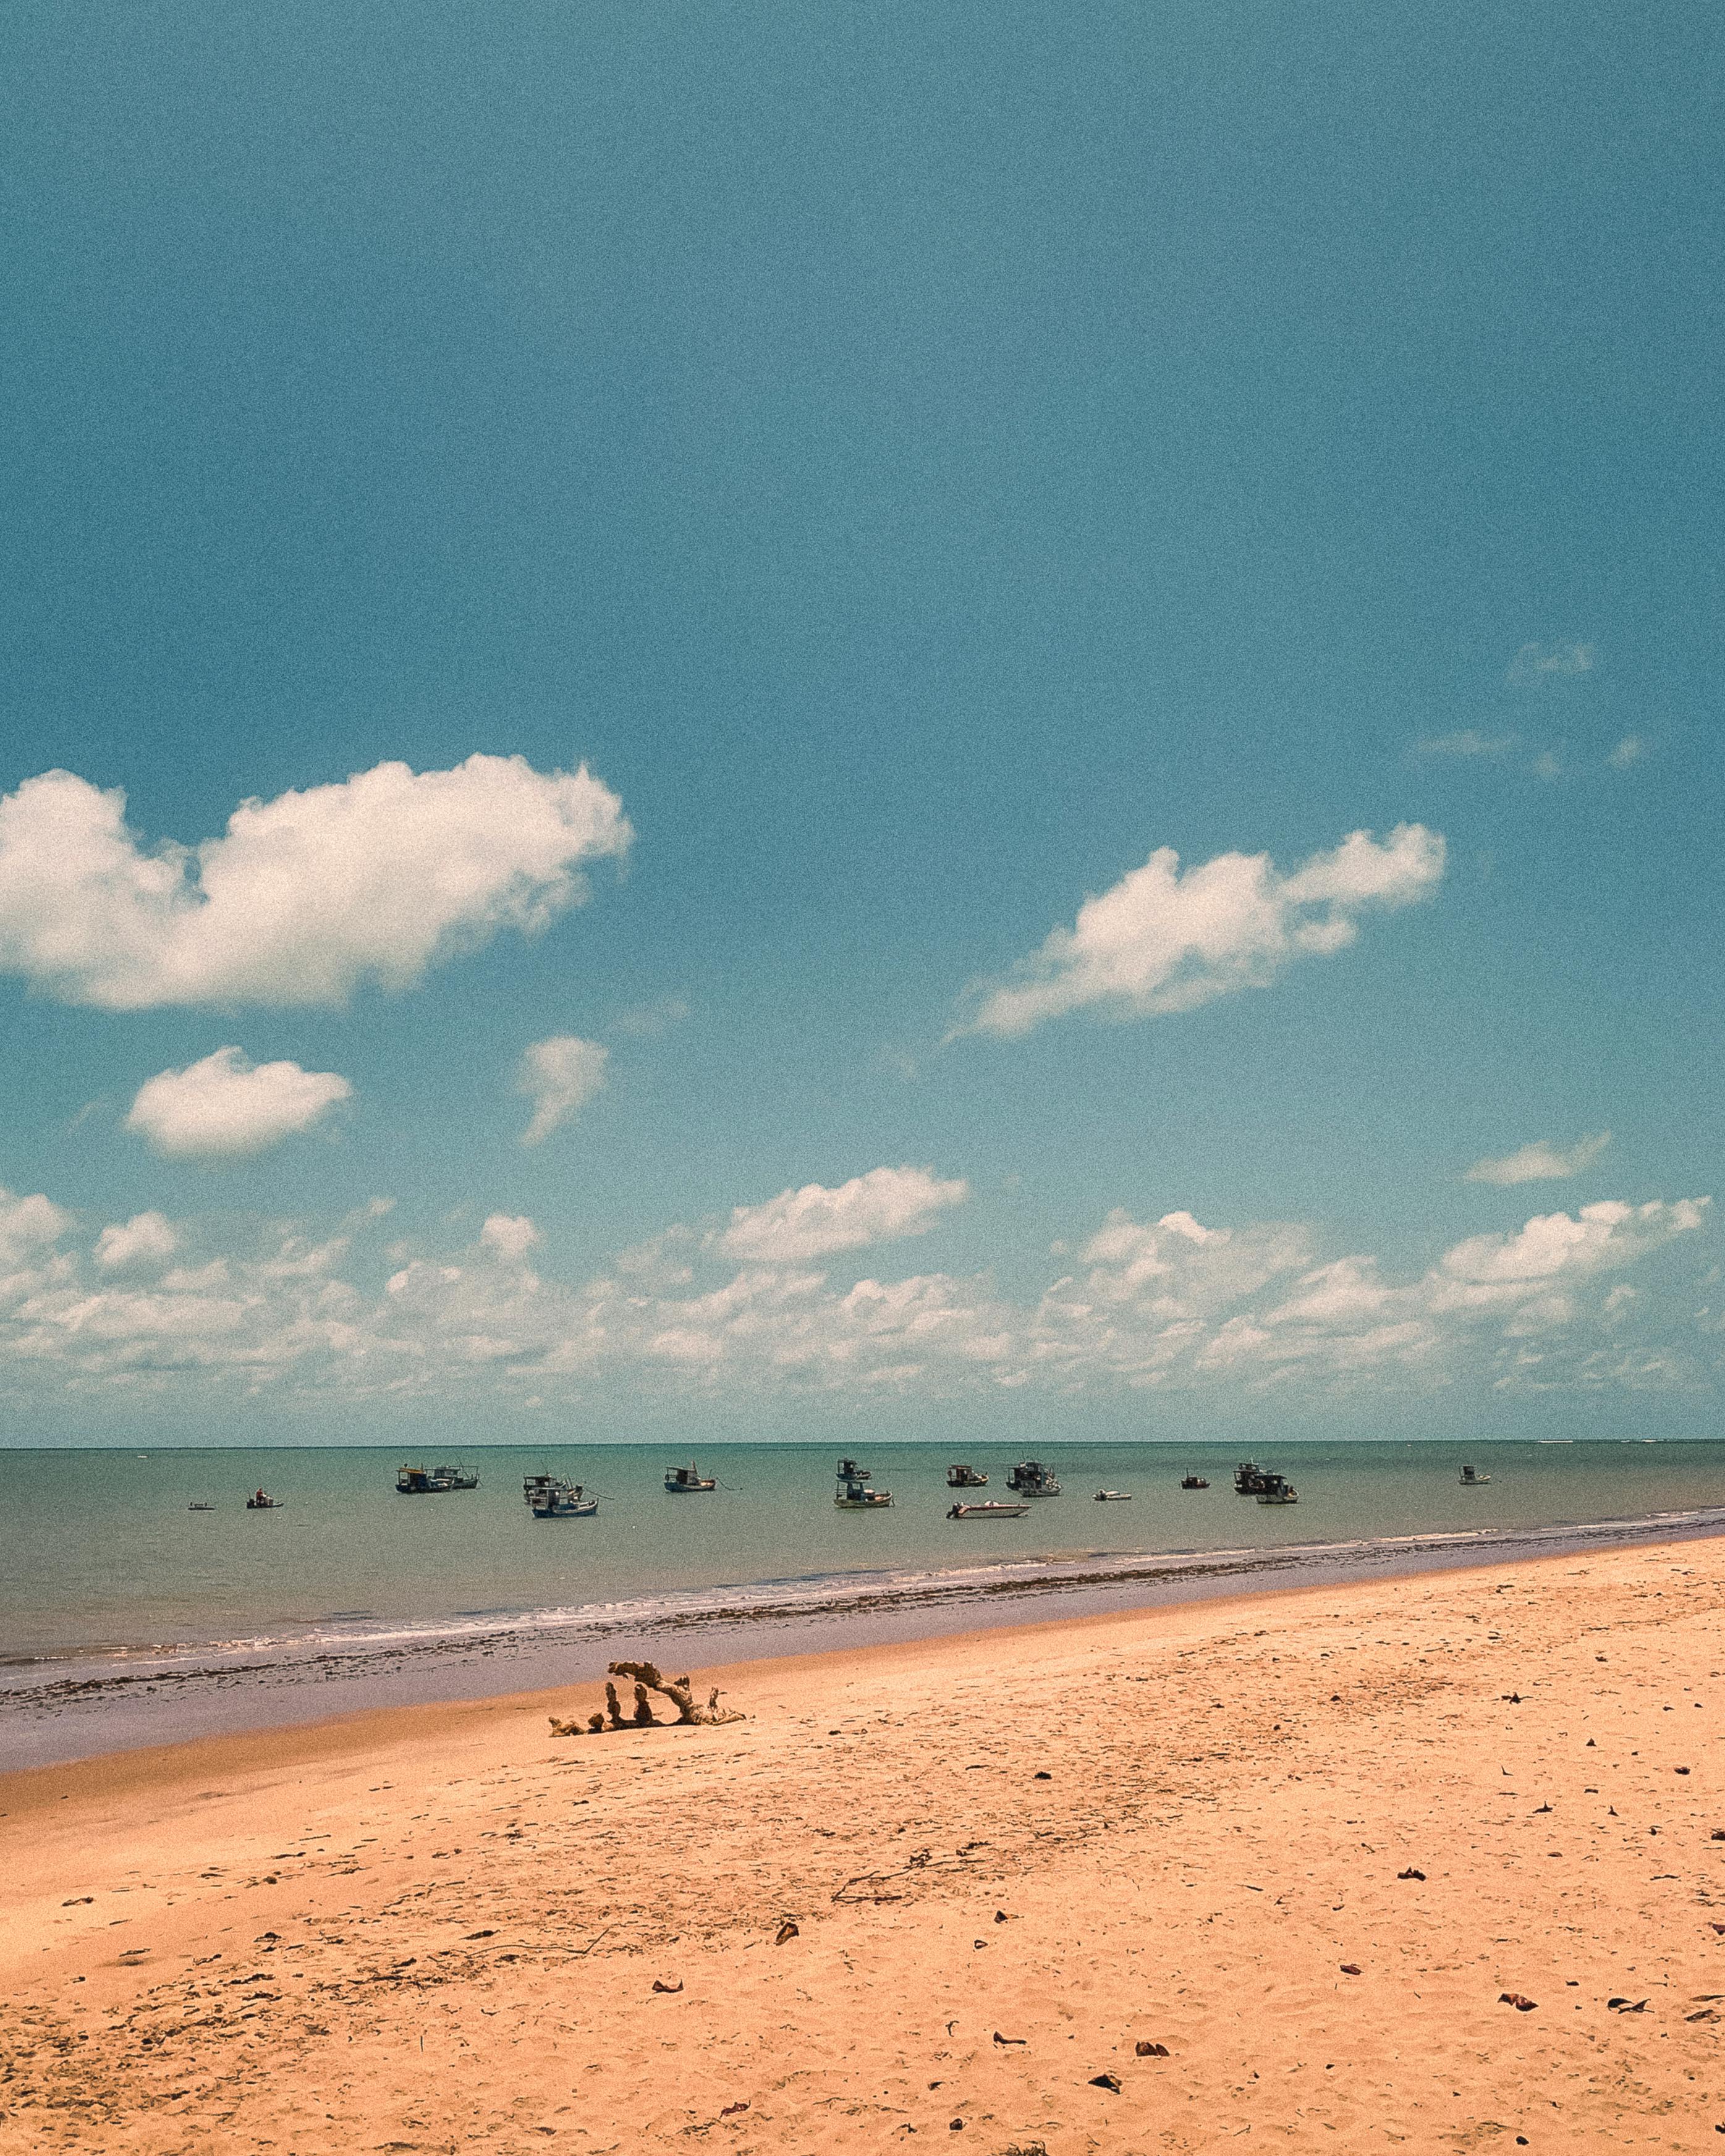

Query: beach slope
[2,1540,1724,2152]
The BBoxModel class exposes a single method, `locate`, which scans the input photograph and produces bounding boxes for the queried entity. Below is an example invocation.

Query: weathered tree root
[548,1658,747,1737]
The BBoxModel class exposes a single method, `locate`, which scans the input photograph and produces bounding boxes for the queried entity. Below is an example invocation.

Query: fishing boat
[1093,1488,1132,1502]
[1233,1460,1282,1496]
[664,1461,716,1493]
[835,1458,893,1508]
[1180,1474,1210,1490]
[1459,1463,1492,1486]
[245,1489,281,1510]
[396,1463,479,1495]
[523,1474,599,1518]
[947,1499,1030,1520]
[1007,1460,1061,1497]
[1255,1473,1299,1505]
[946,1463,988,1487]
[187,1500,216,1512]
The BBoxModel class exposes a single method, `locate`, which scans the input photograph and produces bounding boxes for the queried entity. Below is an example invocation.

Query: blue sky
[0,2,1720,1443]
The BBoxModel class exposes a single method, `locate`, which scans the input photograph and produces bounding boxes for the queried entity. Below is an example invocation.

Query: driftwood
[549,1659,747,1738]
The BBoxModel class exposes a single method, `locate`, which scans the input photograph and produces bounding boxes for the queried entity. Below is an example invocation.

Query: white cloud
[1508,641,1595,682]
[125,1047,352,1160]
[956,824,1445,1039]
[721,1165,969,1263]
[1608,735,1646,769]
[516,1035,609,1147]
[479,1213,541,1262]
[1415,729,1520,758]
[0,1189,70,1270]
[95,1212,179,1272]
[0,754,630,1009]
[1439,1199,1708,1286]
[1466,1132,1611,1186]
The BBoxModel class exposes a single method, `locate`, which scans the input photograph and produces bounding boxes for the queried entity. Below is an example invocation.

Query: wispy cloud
[1507,641,1595,683]
[1465,1132,1612,1186]
[952,824,1446,1040]
[516,1035,609,1147]
[1608,735,1646,770]
[1414,729,1520,758]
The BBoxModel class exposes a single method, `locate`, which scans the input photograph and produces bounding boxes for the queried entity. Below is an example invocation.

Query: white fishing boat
[947,1499,1030,1519]
[664,1461,716,1493]
[1007,1459,1061,1497]
[946,1463,988,1488]
[396,1463,480,1495]
[523,1474,599,1518]
[1459,1463,1491,1486]
[1093,1488,1132,1502]
[1255,1473,1299,1505]
[835,1457,893,1508]
[245,1489,282,1510]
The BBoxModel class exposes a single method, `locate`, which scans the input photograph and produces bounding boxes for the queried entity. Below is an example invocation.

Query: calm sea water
[4,1437,1724,1670]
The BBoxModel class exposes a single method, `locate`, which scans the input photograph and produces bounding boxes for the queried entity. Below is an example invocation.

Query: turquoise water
[4,1438,1723,1668]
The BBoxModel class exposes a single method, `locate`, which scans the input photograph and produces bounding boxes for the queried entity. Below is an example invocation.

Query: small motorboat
[1180,1474,1209,1490]
[1233,1460,1278,1495]
[947,1500,1030,1520]
[835,1458,892,1508]
[187,1500,216,1512]
[946,1463,988,1488]
[664,1460,716,1493]
[1007,1460,1061,1497]
[245,1489,282,1510]
[1255,1473,1298,1505]
[1093,1488,1132,1502]
[396,1463,479,1495]
[523,1474,598,1518]
[1459,1464,1492,1486]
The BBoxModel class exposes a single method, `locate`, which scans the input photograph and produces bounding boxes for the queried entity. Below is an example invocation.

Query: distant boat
[946,1463,988,1488]
[1234,1461,1283,1496]
[1459,1463,1492,1486]
[187,1500,215,1512]
[523,1474,598,1518]
[245,1489,282,1510]
[1093,1489,1132,1502]
[835,1458,893,1508]
[396,1463,478,1495]
[947,1499,1029,1520]
[1255,1473,1298,1506]
[1007,1460,1061,1497]
[664,1461,716,1493]
[1180,1474,1210,1490]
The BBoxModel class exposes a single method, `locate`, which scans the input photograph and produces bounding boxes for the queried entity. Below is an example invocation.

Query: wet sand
[2,1537,1724,2152]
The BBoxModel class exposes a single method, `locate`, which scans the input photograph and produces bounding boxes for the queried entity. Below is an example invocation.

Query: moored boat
[664,1461,716,1493]
[946,1463,988,1487]
[1093,1488,1132,1502]
[1255,1473,1299,1505]
[1007,1459,1061,1497]
[835,1457,893,1508]
[947,1499,1030,1520]
[396,1463,480,1495]
[245,1489,281,1509]
[187,1500,215,1512]
[1459,1463,1491,1486]
[1180,1474,1210,1490]
[1233,1460,1282,1495]
[523,1473,598,1518]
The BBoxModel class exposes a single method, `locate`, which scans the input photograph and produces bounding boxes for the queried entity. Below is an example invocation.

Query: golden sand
[4,1539,1724,2152]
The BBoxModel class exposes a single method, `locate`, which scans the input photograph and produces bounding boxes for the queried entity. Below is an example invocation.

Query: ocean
[4,1438,1723,1768]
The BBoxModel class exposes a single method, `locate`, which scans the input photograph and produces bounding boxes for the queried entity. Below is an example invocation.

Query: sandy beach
[3,1538,1723,2154]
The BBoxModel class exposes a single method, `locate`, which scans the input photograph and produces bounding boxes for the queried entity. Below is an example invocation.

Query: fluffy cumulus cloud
[0,1175,1710,1406]
[516,1035,609,1146]
[0,755,630,1009]
[956,824,1445,1039]
[1466,1133,1612,1186]
[95,1212,179,1272]
[125,1047,352,1160]
[720,1166,970,1263]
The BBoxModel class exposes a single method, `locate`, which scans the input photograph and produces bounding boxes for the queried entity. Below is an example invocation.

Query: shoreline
[5,1531,1725,2152]
[3,1500,1725,1767]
